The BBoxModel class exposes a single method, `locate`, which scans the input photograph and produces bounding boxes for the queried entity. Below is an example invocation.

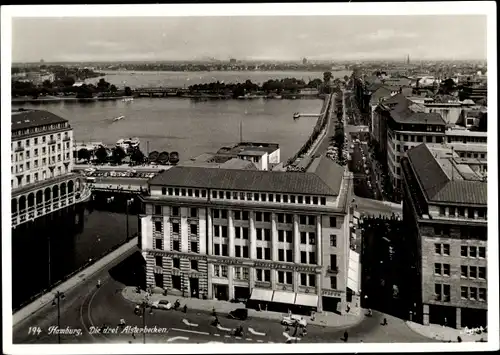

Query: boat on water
[169,152,180,165]
[122,97,134,102]
[116,137,140,151]
[113,115,125,122]
[293,112,300,120]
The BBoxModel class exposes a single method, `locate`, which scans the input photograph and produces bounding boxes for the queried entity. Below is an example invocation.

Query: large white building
[11,109,90,227]
[139,155,356,314]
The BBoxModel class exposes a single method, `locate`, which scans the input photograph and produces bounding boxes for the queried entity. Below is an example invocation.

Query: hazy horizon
[12,15,487,63]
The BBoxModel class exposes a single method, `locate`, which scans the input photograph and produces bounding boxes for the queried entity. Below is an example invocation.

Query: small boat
[122,97,134,102]
[116,137,140,151]
[157,151,170,165]
[293,112,300,120]
[113,115,125,122]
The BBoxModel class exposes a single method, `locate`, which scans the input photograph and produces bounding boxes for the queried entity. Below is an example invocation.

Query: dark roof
[307,155,345,194]
[388,101,445,125]
[149,161,343,196]
[407,144,487,205]
[369,86,394,105]
[11,109,68,131]
[382,92,410,106]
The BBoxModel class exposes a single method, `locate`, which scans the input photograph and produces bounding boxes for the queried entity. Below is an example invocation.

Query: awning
[294,293,318,307]
[347,250,360,293]
[272,291,296,304]
[250,288,273,302]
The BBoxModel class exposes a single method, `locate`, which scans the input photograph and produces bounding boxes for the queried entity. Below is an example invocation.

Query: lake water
[15,97,322,162]
[84,70,352,88]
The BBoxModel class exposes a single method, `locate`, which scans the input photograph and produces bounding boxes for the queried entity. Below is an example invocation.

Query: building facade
[11,109,90,227]
[401,144,487,329]
[139,157,354,314]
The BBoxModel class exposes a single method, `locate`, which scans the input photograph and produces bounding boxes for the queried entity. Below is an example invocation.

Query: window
[233,192,238,199]
[434,244,441,255]
[301,251,307,264]
[234,211,241,220]
[469,266,477,278]
[155,256,163,267]
[298,196,304,204]
[286,231,293,243]
[190,260,198,270]
[461,246,468,257]
[278,249,285,261]
[161,187,167,195]
[257,228,263,241]
[309,252,316,264]
[278,271,285,284]
[439,207,446,216]
[213,209,220,219]
[173,240,180,251]
[305,196,311,204]
[264,212,271,222]
[469,246,477,258]
[191,241,198,253]
[257,248,263,259]
[300,232,307,244]
[461,265,468,278]
[286,214,293,224]
[283,195,289,203]
[221,226,228,238]
[235,228,241,239]
[242,211,249,220]
[308,216,315,225]
[461,286,468,299]
[286,250,293,262]
[277,213,285,223]
[195,189,200,197]
[172,206,179,216]
[235,246,241,257]
[291,195,296,203]
[221,210,227,219]
[443,284,450,301]
[300,215,306,225]
[443,264,450,276]
[264,229,271,241]
[330,217,337,228]
[181,189,186,197]
[330,235,337,247]
[434,284,441,301]
[214,244,220,255]
[478,267,486,279]
[330,254,337,269]
[309,274,316,287]
[214,226,220,237]
[172,223,180,234]
[222,244,228,256]
[268,194,274,202]
[173,258,180,269]
[470,287,477,300]
[190,224,197,235]
[190,208,197,217]
[309,233,316,245]
[154,205,162,215]
[155,238,163,250]
[300,273,307,286]
[479,247,486,258]
[276,194,281,203]
[154,221,162,232]
[212,191,217,199]
[434,263,442,275]
[264,248,271,260]
[320,197,326,205]
[242,227,249,240]
[479,288,486,302]
[331,276,337,289]
[313,196,318,204]
[443,244,450,256]
[261,194,266,202]
[254,193,259,201]
[256,212,262,222]
[243,246,249,258]
[278,230,284,242]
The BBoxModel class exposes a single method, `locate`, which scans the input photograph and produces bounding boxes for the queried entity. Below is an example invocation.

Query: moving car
[228,308,248,320]
[281,315,307,327]
[151,300,172,310]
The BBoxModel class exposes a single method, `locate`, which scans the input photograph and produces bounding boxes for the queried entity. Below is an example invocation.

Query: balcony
[326,265,339,274]
[63,136,71,142]
[14,145,24,152]
[48,139,57,145]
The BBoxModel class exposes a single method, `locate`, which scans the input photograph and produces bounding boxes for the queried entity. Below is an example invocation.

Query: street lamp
[126,198,134,242]
[52,291,65,343]
[138,300,153,344]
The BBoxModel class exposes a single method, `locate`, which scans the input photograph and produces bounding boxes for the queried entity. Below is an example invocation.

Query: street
[13,248,434,344]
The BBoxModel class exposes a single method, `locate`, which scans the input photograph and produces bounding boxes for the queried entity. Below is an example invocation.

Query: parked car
[281,315,307,327]
[228,308,248,320]
[151,300,172,310]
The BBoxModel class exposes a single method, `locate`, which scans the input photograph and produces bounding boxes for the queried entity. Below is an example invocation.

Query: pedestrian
[344,331,349,342]
[457,336,462,343]
[382,318,388,326]
[444,317,448,327]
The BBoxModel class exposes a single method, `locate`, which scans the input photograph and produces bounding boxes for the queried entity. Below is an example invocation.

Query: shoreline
[12,94,322,104]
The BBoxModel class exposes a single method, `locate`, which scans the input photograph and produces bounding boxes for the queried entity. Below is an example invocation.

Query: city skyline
[11,15,487,63]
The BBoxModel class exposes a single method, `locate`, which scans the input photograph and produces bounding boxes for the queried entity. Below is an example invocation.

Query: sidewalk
[405,321,488,342]
[13,238,139,326]
[122,286,363,329]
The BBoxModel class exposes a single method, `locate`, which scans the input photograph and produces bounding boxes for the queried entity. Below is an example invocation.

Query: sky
[11,15,487,62]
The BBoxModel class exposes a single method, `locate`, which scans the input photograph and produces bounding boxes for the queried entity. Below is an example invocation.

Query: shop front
[248,288,274,311]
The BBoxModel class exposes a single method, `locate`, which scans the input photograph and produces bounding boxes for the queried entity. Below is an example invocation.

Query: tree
[62,76,76,87]
[77,148,91,162]
[124,86,132,96]
[109,84,117,93]
[76,85,94,99]
[111,146,126,165]
[323,71,333,83]
[130,149,145,165]
[95,146,109,164]
[439,78,456,95]
[97,78,111,92]
[42,80,53,89]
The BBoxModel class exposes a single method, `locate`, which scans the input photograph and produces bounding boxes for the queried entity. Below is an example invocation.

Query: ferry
[116,137,140,151]
[113,115,125,122]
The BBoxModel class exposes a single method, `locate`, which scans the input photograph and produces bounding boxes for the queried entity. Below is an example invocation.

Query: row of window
[161,186,330,206]
[12,142,70,162]
[12,128,69,141]
[13,153,71,174]
[434,263,487,279]
[435,243,487,257]
[460,287,487,302]
[437,207,487,220]
[12,166,68,188]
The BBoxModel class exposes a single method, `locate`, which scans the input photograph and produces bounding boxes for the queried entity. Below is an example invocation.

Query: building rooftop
[149,155,344,196]
[406,144,487,205]
[388,100,446,125]
[11,109,68,131]
[218,142,279,156]
[237,150,267,157]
